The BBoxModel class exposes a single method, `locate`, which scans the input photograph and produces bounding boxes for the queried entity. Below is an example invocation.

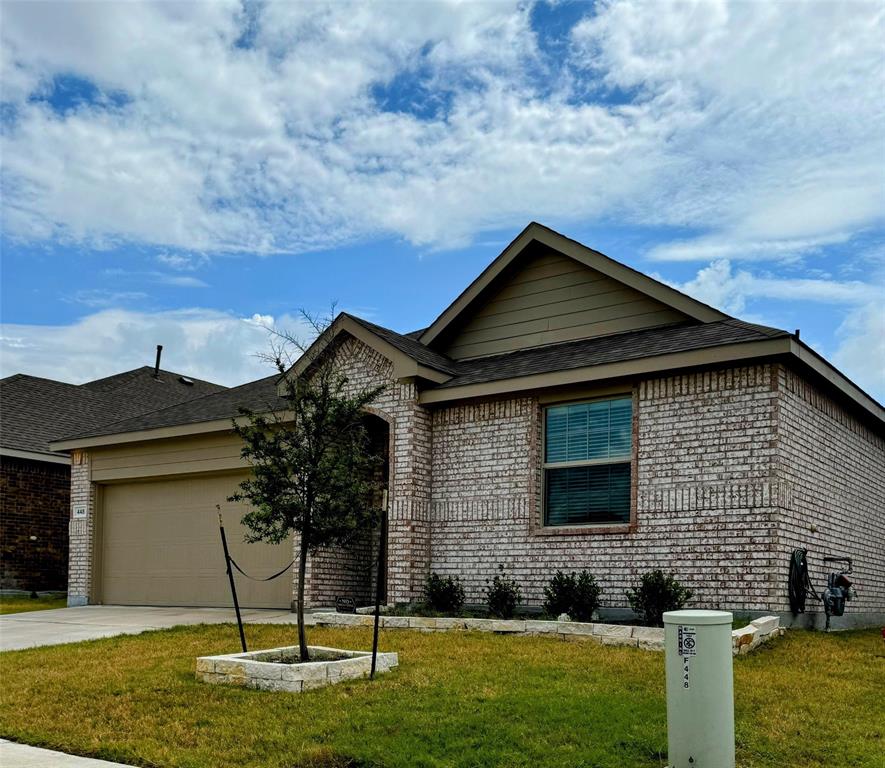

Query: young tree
[230,312,386,661]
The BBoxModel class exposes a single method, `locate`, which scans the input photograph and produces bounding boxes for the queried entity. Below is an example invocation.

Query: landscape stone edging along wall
[304,612,784,654]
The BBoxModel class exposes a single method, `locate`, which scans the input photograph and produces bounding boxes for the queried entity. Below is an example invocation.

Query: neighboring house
[0,361,226,592]
[51,224,885,627]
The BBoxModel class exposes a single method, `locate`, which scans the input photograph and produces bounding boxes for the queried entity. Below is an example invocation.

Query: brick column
[387,379,432,604]
[67,449,97,606]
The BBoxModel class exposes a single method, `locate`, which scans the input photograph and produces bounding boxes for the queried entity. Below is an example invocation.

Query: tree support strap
[228,556,297,583]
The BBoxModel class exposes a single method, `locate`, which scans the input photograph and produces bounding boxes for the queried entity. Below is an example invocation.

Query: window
[543,397,632,526]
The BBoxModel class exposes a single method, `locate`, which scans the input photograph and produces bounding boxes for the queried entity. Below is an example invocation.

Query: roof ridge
[0,373,84,388]
[81,366,227,392]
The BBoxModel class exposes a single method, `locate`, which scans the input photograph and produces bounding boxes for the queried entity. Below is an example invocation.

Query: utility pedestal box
[663,609,734,768]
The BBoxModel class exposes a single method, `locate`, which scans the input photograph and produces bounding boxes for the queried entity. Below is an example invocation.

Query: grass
[0,625,882,768]
[0,593,67,615]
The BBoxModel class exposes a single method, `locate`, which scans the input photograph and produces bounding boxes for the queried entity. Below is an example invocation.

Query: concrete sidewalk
[0,740,134,767]
[0,605,297,652]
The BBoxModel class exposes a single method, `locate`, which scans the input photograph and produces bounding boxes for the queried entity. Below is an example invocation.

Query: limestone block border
[731,616,786,655]
[304,612,784,655]
[196,645,398,692]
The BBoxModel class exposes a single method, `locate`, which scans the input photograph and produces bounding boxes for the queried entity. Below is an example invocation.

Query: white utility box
[663,609,734,768]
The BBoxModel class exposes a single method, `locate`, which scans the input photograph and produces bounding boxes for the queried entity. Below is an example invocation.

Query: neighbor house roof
[49,222,885,449]
[1,367,226,462]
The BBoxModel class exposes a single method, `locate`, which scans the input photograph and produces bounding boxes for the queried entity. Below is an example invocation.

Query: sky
[1,0,883,401]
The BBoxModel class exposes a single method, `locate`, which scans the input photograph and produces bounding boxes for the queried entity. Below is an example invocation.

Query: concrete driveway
[0,605,297,652]
[0,740,135,767]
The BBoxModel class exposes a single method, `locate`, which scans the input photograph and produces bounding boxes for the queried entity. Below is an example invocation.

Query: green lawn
[0,625,882,768]
[0,594,67,615]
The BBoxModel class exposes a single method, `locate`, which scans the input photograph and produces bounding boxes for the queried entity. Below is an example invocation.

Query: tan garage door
[99,473,293,608]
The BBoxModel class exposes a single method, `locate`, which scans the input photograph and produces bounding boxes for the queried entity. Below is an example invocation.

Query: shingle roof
[345,315,459,374]
[435,318,790,388]
[61,375,284,440]
[0,368,226,458]
[49,317,796,443]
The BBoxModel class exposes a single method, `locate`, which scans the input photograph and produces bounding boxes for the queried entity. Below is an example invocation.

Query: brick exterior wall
[429,363,884,624]
[0,456,70,591]
[67,450,96,606]
[66,338,884,625]
[772,365,885,625]
[430,365,786,612]
[303,336,431,606]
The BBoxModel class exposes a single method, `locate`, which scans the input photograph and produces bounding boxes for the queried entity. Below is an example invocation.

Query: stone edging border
[196,645,398,692]
[305,611,784,654]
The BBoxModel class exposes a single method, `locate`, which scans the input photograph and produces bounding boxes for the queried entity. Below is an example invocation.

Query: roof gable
[420,222,726,357]
[281,313,456,395]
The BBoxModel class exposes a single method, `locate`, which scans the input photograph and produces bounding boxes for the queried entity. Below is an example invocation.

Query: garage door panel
[100,473,292,608]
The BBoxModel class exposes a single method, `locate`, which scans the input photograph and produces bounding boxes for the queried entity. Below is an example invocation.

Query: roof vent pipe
[154,345,163,378]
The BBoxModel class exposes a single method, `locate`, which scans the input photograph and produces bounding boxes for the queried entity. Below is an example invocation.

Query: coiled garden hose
[788,548,820,614]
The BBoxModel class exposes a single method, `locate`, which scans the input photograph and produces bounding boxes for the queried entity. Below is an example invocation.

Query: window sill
[532,522,636,537]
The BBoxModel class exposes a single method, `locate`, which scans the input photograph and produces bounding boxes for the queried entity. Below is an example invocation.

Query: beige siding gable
[442,249,691,359]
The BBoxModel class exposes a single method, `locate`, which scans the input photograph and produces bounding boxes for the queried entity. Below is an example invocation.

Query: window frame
[539,393,637,533]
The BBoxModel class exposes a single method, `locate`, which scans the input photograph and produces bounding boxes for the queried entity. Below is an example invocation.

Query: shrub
[486,564,522,618]
[543,571,575,617]
[571,571,602,622]
[424,572,465,614]
[543,570,602,621]
[626,569,693,626]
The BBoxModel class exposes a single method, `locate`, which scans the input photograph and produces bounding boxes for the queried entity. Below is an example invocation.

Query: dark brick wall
[0,456,70,590]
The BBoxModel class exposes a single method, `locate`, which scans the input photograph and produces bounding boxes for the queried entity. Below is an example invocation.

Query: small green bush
[626,569,693,626]
[543,571,575,617]
[424,572,465,614]
[543,570,602,621]
[571,571,602,622]
[486,564,522,618]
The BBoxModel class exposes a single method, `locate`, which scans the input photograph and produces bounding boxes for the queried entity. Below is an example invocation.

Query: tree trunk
[296,535,309,662]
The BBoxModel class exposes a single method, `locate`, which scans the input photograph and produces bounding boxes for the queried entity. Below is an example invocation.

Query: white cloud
[670,259,885,400]
[647,234,851,264]
[155,274,208,288]
[833,303,885,397]
[672,260,881,317]
[156,252,211,271]
[0,1,881,256]
[69,289,150,309]
[0,308,314,387]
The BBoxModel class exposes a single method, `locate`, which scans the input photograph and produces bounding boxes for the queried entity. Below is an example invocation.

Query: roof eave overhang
[0,447,72,465]
[418,336,885,428]
[419,338,793,404]
[49,410,294,452]
[788,338,884,425]
[419,223,728,348]
[280,314,452,395]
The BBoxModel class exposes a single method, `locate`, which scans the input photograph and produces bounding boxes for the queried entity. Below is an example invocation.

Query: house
[0,358,225,592]
[50,224,885,627]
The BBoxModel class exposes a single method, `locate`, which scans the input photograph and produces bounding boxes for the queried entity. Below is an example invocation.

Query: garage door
[99,473,293,608]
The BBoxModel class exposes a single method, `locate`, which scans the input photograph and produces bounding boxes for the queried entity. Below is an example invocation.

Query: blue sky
[1,1,883,400]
